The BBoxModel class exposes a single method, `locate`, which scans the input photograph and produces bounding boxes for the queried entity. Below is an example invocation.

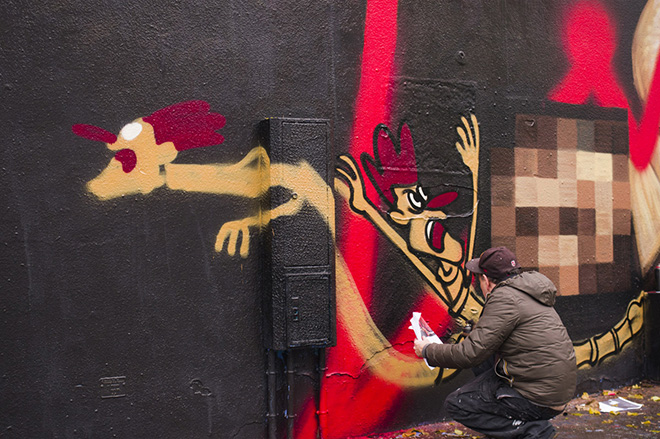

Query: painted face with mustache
[388,184,463,266]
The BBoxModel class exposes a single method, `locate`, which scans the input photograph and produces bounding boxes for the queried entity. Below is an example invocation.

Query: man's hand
[413,338,434,358]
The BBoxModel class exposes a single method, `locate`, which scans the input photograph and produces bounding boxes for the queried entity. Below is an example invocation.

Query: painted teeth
[426,220,433,242]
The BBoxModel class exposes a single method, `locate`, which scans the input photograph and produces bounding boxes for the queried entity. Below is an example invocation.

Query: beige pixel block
[515,176,538,207]
[612,181,631,210]
[596,235,613,263]
[557,150,577,180]
[516,236,539,267]
[593,152,613,181]
[492,206,516,237]
[557,118,577,150]
[559,265,580,296]
[559,235,579,266]
[595,180,613,210]
[515,148,538,177]
[538,236,560,267]
[577,180,596,209]
[576,151,595,181]
[536,178,560,207]
[558,179,578,207]
[596,209,613,236]
[491,175,515,207]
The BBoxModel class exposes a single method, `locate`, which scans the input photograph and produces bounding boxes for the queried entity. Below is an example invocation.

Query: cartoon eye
[119,122,143,141]
[407,191,424,210]
[417,185,428,201]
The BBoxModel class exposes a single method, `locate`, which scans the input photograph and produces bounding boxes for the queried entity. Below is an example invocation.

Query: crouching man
[414,247,577,439]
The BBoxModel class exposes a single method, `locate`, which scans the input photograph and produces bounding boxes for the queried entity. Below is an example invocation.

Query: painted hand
[335,154,369,215]
[455,114,480,176]
[413,338,433,358]
[215,218,254,258]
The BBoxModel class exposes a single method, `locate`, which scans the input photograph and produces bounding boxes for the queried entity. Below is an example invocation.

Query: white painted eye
[417,186,428,201]
[120,123,143,141]
[407,191,423,210]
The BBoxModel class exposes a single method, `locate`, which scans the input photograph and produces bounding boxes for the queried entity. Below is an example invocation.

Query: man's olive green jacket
[424,271,577,407]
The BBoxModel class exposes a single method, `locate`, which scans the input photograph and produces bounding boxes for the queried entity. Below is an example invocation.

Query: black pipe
[287,350,296,439]
[267,349,278,439]
[316,348,327,439]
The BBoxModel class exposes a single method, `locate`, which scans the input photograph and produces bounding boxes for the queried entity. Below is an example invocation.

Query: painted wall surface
[1,0,659,438]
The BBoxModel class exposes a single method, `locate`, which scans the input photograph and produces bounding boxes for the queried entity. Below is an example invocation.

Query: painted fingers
[215,218,253,258]
[455,114,480,175]
[335,154,369,215]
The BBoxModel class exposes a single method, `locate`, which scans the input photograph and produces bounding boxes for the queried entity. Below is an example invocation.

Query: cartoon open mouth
[426,219,446,252]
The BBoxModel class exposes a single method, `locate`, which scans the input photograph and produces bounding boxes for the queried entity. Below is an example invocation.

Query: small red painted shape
[549,1,627,108]
[143,100,226,151]
[629,50,660,171]
[426,191,458,210]
[72,124,117,144]
[114,149,137,173]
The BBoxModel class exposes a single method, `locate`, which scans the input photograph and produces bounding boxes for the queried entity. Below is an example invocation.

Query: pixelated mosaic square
[491,115,630,295]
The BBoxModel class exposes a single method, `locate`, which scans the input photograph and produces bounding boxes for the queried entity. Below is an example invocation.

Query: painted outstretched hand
[456,114,480,176]
[215,217,256,258]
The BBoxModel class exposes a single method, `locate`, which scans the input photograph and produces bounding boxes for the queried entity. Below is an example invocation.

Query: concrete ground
[354,381,660,438]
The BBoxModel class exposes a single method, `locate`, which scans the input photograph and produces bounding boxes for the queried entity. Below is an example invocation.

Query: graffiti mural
[5,0,660,438]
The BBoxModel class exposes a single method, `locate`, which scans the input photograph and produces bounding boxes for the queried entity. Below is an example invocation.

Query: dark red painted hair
[361,123,418,208]
[72,100,225,151]
[143,100,226,151]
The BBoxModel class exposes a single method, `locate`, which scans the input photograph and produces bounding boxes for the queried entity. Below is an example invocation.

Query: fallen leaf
[627,412,640,416]
[589,408,601,415]
[651,430,660,433]
[571,413,584,417]
[633,384,641,389]
[581,392,591,400]
[651,396,660,401]
[628,394,644,400]
[454,429,465,436]
[643,420,651,424]
[602,420,613,424]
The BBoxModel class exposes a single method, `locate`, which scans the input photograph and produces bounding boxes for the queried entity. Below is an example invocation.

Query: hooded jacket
[424,271,577,407]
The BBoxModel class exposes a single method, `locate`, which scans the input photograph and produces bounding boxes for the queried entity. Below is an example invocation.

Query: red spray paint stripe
[296,1,402,438]
[322,0,402,436]
[341,0,399,308]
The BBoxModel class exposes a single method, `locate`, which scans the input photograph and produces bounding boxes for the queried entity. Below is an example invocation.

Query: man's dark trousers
[444,369,562,438]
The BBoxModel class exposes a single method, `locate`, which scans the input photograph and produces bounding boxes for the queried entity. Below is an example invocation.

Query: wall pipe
[286,350,296,439]
[316,348,328,439]
[267,349,278,439]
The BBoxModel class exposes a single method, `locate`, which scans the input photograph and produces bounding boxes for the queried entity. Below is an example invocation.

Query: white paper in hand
[409,312,442,370]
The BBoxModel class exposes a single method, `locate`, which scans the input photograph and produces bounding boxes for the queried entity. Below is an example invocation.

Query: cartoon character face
[85,119,178,199]
[74,100,226,201]
[388,184,463,264]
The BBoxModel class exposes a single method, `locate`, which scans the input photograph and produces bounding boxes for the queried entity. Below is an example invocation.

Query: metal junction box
[262,118,336,350]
